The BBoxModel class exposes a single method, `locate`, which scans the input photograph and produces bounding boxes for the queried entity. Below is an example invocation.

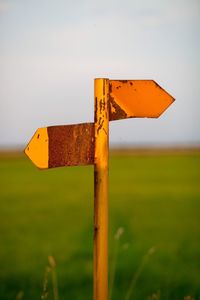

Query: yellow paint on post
[94,78,109,300]
[24,127,48,169]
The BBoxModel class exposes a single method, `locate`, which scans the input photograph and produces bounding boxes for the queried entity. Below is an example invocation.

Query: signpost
[25,78,174,300]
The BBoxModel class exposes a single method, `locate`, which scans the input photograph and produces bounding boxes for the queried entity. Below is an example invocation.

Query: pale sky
[0,0,200,147]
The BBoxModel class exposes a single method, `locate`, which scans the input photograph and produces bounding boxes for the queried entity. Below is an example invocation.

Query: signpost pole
[94,78,109,300]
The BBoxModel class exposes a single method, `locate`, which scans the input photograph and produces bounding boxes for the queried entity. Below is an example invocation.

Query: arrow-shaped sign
[109,80,174,120]
[25,123,94,169]
[25,78,174,300]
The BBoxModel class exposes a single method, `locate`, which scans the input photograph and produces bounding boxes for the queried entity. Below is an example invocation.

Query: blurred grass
[0,150,200,299]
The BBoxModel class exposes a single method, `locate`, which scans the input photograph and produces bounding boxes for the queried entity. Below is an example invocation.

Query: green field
[0,150,200,300]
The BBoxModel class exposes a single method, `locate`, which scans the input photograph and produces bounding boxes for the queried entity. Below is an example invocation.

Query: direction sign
[25,78,174,300]
[109,80,174,120]
[25,80,174,170]
[25,123,94,169]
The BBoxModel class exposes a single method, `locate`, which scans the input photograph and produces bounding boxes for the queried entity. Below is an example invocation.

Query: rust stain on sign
[109,80,175,121]
[48,123,94,168]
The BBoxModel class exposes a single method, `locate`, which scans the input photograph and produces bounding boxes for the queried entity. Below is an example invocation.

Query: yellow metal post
[94,78,109,300]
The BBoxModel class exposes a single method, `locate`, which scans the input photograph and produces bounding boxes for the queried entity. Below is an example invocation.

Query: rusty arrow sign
[25,78,174,300]
[25,123,94,169]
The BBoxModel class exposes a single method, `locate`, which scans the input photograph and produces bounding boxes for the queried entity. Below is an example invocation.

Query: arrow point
[25,127,48,169]
[152,80,175,117]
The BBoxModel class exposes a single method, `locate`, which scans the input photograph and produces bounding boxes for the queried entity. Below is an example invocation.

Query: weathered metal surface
[24,123,94,169]
[48,123,94,168]
[94,79,109,300]
[109,80,175,121]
